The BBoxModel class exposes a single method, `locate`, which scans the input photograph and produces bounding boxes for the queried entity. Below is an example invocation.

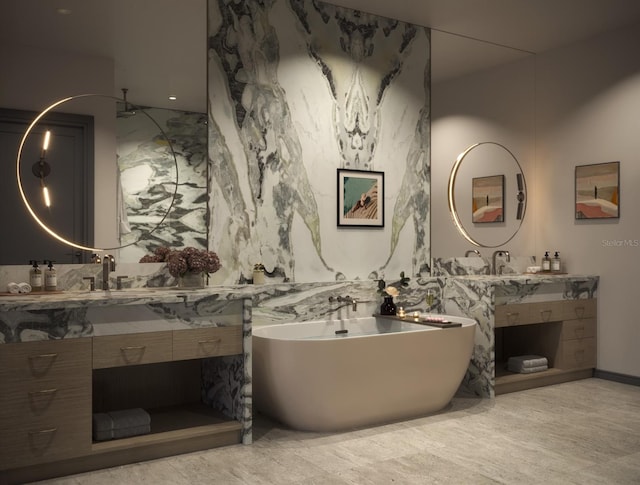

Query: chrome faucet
[330,295,358,311]
[465,249,482,257]
[491,250,510,275]
[102,254,116,290]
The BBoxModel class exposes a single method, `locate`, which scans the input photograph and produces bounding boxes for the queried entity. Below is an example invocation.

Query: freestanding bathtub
[253,314,476,432]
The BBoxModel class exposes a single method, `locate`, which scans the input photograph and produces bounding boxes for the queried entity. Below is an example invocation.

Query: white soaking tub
[253,314,476,432]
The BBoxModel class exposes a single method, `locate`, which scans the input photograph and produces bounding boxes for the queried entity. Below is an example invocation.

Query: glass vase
[380,295,397,315]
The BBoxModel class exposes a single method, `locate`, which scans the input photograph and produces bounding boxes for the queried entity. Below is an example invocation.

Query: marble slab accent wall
[208,0,431,285]
[117,108,208,263]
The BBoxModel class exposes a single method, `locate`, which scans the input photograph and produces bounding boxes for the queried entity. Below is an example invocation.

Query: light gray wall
[535,21,640,378]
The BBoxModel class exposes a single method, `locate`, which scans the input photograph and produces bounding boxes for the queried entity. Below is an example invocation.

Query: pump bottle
[29,260,43,292]
[44,260,58,291]
[552,252,562,272]
[542,252,551,272]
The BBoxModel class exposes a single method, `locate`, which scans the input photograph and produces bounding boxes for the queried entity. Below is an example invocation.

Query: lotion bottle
[29,260,43,292]
[44,260,58,291]
[552,252,561,273]
[542,252,551,272]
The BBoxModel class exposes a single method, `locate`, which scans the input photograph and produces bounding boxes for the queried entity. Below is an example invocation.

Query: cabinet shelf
[495,363,593,394]
[91,403,241,453]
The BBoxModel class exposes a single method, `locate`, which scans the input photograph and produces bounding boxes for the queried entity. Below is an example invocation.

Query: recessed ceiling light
[56,8,72,15]
[168,95,177,101]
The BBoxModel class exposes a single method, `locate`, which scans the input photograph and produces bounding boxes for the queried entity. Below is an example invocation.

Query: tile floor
[34,378,640,484]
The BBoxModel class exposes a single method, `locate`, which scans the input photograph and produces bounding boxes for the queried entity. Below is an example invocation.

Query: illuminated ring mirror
[16,93,179,253]
[447,141,527,248]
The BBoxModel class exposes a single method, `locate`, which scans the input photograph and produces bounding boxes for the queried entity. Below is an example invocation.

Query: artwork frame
[472,174,504,223]
[337,169,384,227]
[575,161,620,219]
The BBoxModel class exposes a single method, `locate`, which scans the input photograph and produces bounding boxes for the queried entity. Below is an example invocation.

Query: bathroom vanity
[440,273,599,397]
[0,287,252,484]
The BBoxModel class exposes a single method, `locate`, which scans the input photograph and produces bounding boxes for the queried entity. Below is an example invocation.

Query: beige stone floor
[34,378,640,484]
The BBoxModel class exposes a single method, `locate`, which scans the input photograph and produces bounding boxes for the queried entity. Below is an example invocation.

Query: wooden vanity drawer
[495,301,565,327]
[93,331,172,369]
[562,299,597,320]
[562,318,596,341]
[0,409,91,468]
[0,338,91,386]
[172,326,242,361]
[558,337,596,370]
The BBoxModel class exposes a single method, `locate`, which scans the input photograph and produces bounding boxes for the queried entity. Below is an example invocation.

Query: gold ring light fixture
[447,141,527,248]
[16,92,179,253]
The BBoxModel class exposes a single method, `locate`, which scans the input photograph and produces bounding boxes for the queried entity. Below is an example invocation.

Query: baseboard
[594,369,640,386]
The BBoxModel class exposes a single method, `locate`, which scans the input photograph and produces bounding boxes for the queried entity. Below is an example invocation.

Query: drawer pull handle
[120,346,146,351]
[28,353,58,360]
[540,310,552,321]
[28,427,57,435]
[198,338,222,345]
[29,388,58,397]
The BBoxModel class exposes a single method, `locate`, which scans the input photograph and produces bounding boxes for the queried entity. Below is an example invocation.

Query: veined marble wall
[208,0,431,285]
[118,108,208,263]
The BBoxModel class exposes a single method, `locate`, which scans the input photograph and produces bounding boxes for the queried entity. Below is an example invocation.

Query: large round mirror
[447,141,527,247]
[16,93,178,255]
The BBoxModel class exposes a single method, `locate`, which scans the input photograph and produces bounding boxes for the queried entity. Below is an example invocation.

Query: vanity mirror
[447,141,527,248]
[14,93,178,259]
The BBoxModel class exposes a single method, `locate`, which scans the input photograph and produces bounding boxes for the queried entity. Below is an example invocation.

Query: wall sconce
[32,130,52,207]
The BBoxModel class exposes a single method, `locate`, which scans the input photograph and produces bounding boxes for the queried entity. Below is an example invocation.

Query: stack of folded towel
[92,408,151,441]
[507,354,548,374]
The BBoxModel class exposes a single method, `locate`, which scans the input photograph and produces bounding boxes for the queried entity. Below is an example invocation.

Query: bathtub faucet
[329,295,358,311]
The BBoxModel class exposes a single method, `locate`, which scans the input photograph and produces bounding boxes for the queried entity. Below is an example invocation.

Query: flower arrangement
[140,246,221,278]
[377,271,410,298]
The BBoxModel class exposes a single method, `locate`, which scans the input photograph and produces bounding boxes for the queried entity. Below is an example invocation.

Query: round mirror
[16,93,178,254]
[447,141,527,248]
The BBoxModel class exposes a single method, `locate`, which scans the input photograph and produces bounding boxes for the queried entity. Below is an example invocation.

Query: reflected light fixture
[32,130,52,207]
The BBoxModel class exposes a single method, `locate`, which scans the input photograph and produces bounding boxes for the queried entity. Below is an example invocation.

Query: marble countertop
[0,285,255,311]
[455,273,599,285]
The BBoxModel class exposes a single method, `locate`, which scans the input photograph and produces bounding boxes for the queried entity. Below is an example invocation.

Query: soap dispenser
[542,252,551,272]
[44,260,58,291]
[552,252,562,273]
[29,260,43,292]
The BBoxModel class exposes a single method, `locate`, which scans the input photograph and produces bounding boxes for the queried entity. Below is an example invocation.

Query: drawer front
[562,318,596,341]
[0,338,91,387]
[559,337,596,370]
[173,326,242,361]
[93,331,172,369]
[0,382,91,423]
[0,409,91,469]
[562,299,597,321]
[496,301,565,327]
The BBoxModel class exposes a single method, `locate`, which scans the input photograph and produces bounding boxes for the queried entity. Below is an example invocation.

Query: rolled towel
[508,355,548,370]
[7,282,20,294]
[18,282,32,294]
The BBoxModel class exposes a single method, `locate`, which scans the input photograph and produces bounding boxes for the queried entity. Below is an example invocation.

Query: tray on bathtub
[373,314,462,328]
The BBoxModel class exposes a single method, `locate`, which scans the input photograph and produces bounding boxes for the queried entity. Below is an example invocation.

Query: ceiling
[3,0,640,113]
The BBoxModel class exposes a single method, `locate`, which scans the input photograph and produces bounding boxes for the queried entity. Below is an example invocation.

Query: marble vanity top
[0,285,255,312]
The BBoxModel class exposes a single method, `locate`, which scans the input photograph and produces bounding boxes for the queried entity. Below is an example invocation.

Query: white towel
[508,355,548,370]
[7,282,20,294]
[18,282,32,294]
[515,364,548,374]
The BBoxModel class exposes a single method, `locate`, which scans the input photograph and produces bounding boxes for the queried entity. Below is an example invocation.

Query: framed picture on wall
[337,169,384,227]
[472,174,504,223]
[575,161,620,219]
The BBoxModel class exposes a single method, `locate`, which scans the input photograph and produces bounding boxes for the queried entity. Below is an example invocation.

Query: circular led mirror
[16,93,179,254]
[447,142,527,248]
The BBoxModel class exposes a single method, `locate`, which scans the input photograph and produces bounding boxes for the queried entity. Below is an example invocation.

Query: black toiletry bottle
[29,260,43,291]
[542,252,551,272]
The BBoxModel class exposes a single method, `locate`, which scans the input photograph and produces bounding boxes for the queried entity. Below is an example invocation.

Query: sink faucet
[465,249,481,257]
[491,250,510,275]
[102,254,116,290]
[330,295,358,311]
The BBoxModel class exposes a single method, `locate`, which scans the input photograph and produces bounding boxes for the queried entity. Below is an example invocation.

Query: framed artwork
[472,175,504,223]
[337,169,384,227]
[575,161,620,219]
